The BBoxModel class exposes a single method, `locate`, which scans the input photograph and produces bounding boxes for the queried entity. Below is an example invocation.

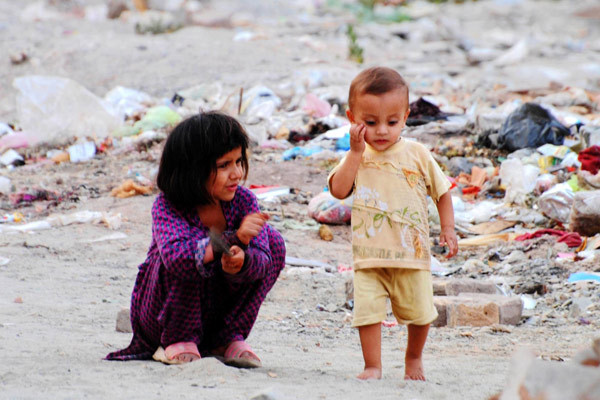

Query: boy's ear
[346,109,355,123]
[403,107,410,123]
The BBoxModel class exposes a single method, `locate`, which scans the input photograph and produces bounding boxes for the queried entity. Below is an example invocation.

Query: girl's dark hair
[157,111,249,209]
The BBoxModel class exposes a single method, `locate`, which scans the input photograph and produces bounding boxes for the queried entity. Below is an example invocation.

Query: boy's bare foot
[404,357,425,381]
[357,367,382,380]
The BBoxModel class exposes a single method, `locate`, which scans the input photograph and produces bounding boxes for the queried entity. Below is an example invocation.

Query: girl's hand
[349,123,366,155]
[236,212,269,245]
[439,228,458,259]
[221,246,244,275]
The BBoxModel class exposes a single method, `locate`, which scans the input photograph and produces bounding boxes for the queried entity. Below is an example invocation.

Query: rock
[116,308,132,333]
[107,1,127,19]
[318,225,333,241]
[344,276,354,302]
[250,387,286,400]
[459,293,523,325]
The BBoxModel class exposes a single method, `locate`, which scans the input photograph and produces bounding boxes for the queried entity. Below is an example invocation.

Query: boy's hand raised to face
[350,123,366,155]
[236,212,269,245]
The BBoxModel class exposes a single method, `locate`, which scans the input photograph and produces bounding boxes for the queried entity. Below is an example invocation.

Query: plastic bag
[308,191,352,225]
[13,76,121,145]
[499,158,540,205]
[497,103,570,152]
[536,183,574,223]
[104,86,152,118]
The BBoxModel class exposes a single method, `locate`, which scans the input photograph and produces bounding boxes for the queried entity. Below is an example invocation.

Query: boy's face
[346,89,409,152]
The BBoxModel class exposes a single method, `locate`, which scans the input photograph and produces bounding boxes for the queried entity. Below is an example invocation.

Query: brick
[116,308,132,333]
[458,293,523,325]
[432,280,448,296]
[447,297,499,327]
[435,294,523,327]
[444,279,498,296]
[432,296,453,327]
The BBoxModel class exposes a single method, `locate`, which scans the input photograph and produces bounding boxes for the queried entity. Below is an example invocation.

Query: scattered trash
[536,183,574,223]
[570,190,600,237]
[110,179,153,198]
[515,229,583,248]
[568,272,600,283]
[67,140,96,163]
[407,97,447,126]
[0,149,24,167]
[82,232,128,243]
[578,145,600,175]
[499,158,539,205]
[249,185,290,200]
[282,146,323,161]
[104,86,153,119]
[308,191,352,225]
[497,103,570,152]
[0,176,12,195]
[13,76,121,145]
[285,256,335,273]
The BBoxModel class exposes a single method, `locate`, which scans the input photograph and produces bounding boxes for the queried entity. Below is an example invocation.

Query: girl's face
[207,147,244,202]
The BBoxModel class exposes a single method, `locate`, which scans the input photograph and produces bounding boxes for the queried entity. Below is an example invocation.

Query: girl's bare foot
[173,353,200,363]
[357,367,382,380]
[404,357,425,381]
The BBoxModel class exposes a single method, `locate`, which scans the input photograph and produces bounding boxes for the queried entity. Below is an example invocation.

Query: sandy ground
[1,0,600,399]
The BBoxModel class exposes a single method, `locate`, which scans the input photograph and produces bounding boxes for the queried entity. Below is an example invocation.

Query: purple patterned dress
[106,186,286,360]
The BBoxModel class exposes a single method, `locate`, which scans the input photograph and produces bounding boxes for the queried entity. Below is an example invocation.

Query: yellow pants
[352,268,438,327]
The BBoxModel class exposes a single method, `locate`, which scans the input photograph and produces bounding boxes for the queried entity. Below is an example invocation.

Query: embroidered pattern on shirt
[402,168,421,188]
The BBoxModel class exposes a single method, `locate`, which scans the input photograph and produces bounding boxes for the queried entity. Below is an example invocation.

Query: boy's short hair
[348,67,409,110]
[157,111,249,209]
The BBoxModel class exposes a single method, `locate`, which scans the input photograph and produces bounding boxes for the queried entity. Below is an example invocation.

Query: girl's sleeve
[223,188,272,283]
[152,196,213,280]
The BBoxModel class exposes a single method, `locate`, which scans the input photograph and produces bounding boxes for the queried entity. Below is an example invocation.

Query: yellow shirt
[328,139,451,271]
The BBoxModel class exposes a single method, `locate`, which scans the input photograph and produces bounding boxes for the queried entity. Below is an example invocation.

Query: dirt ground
[1,1,599,399]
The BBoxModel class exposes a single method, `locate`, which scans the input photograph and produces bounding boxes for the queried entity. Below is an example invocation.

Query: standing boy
[328,67,458,380]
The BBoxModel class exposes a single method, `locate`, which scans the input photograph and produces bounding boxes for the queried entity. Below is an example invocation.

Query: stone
[116,308,132,333]
[318,224,333,241]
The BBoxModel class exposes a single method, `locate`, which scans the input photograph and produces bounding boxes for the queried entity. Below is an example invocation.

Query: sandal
[152,342,200,365]
[224,340,262,369]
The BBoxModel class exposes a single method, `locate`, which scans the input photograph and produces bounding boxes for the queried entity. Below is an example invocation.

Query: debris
[515,229,583,249]
[497,103,570,152]
[570,190,600,236]
[307,191,352,225]
[10,52,28,65]
[578,145,600,175]
[110,179,153,198]
[468,220,516,235]
[13,76,121,145]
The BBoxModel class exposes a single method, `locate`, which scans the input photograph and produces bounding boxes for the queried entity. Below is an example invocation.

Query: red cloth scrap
[578,145,600,175]
[515,228,583,248]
